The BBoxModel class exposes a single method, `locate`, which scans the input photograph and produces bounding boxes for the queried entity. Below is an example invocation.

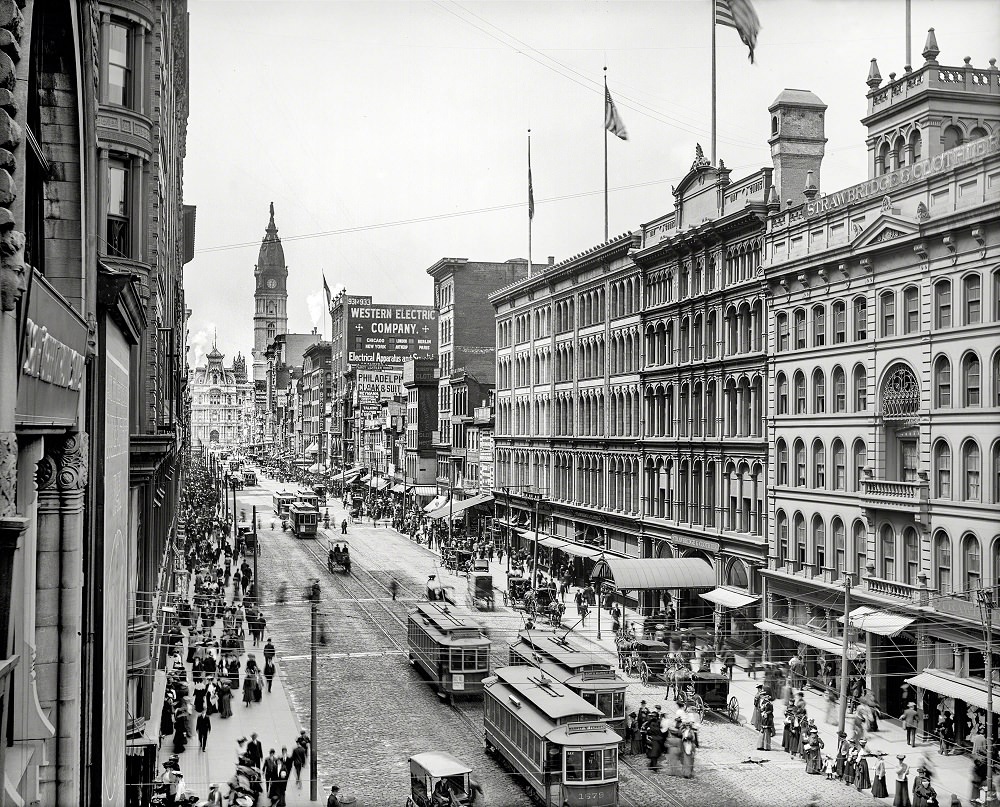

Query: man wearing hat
[900,701,919,747]
[326,784,341,807]
[757,693,774,751]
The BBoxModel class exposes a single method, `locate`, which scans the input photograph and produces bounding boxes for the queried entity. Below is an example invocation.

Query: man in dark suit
[757,694,774,751]
[262,749,280,799]
[247,732,264,769]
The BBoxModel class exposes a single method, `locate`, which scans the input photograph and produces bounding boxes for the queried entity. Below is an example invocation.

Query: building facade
[402,358,439,500]
[762,34,1000,741]
[263,332,320,458]
[189,346,254,453]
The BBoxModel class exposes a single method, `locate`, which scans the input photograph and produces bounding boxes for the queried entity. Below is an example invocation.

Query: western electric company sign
[347,304,437,368]
[804,133,999,219]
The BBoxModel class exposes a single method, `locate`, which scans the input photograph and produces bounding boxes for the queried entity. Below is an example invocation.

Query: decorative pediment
[851,213,920,251]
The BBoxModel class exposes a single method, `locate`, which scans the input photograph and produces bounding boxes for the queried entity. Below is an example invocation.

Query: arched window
[878,142,891,176]
[794,309,806,349]
[832,518,846,580]
[813,305,826,346]
[964,273,982,324]
[793,440,806,487]
[879,524,896,579]
[853,439,868,492]
[794,371,806,414]
[812,515,826,573]
[934,440,952,499]
[942,124,964,150]
[934,531,951,593]
[934,279,952,329]
[813,438,826,488]
[994,440,1000,504]
[994,350,1000,407]
[776,372,788,415]
[963,440,982,501]
[854,296,868,341]
[853,521,868,577]
[963,352,981,406]
[776,312,789,352]
[909,130,922,162]
[903,527,919,585]
[963,534,982,592]
[934,356,952,408]
[794,513,806,566]
[832,439,846,491]
[970,126,988,141]
[776,510,788,565]
[832,366,846,413]
[894,136,906,169]
[776,439,788,485]
[832,300,846,344]
[853,364,867,411]
[812,368,826,414]
[880,291,896,337]
[902,286,919,334]
[881,365,919,420]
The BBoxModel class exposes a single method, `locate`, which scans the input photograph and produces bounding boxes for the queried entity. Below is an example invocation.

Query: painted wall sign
[16,271,89,427]
[347,303,437,368]
[804,133,999,218]
[671,534,720,553]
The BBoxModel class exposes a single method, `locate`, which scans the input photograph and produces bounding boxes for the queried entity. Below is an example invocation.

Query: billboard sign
[355,370,403,404]
[348,304,437,368]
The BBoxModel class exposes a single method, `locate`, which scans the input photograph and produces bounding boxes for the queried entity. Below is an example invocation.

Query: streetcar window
[584,750,602,780]
[564,750,583,782]
[602,747,618,780]
[597,692,612,717]
[613,691,625,718]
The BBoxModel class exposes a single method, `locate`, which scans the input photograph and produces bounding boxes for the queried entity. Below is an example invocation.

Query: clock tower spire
[251,201,288,384]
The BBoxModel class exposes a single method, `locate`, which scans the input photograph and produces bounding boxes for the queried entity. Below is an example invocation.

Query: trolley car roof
[516,630,609,670]
[509,646,624,692]
[489,666,604,721]
[409,602,489,644]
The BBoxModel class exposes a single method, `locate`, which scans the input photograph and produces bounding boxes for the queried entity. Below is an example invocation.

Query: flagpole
[604,67,609,242]
[711,0,717,166]
[904,0,911,68]
[528,129,533,278]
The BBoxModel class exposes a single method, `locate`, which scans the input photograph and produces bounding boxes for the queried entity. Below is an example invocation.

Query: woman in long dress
[781,709,793,752]
[870,756,889,798]
[216,678,233,718]
[242,672,255,707]
[844,744,858,786]
[805,731,824,774]
[855,742,872,790]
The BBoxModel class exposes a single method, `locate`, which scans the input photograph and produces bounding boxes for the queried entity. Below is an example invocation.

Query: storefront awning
[368,478,389,490]
[330,466,364,482]
[424,495,447,512]
[517,530,566,549]
[839,606,916,638]
[755,619,865,657]
[558,542,603,559]
[390,483,406,494]
[411,485,438,497]
[591,557,714,591]
[905,669,1000,715]
[361,473,373,483]
[427,493,494,520]
[308,464,320,473]
[700,587,761,609]
[305,442,319,454]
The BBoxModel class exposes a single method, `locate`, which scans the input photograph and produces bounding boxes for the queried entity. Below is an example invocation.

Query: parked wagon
[618,638,671,686]
[670,671,740,723]
[405,752,476,807]
[503,574,530,608]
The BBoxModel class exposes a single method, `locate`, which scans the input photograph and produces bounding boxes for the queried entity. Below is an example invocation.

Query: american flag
[716,0,762,63]
[605,86,629,141]
[528,137,535,221]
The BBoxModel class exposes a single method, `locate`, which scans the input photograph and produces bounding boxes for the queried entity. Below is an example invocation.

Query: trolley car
[467,571,494,611]
[407,602,491,702]
[484,666,621,807]
[288,503,318,538]
[272,492,296,518]
[296,489,320,509]
[508,629,627,737]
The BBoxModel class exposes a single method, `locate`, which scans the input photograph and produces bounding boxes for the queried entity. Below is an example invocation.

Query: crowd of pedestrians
[622,700,699,777]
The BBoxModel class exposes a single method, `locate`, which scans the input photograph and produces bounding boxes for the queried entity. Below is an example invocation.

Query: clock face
[266,278,277,289]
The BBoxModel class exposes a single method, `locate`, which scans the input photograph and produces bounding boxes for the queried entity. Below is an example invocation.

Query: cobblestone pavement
[242,479,889,806]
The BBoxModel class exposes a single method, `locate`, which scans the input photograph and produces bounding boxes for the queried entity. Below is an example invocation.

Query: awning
[427,493,494,520]
[361,473,373,483]
[591,557,715,591]
[390,483,406,494]
[517,530,566,549]
[558,542,603,559]
[411,485,438,497]
[308,464,320,473]
[839,606,916,638]
[905,669,1000,715]
[700,587,761,609]
[305,442,319,454]
[368,478,389,490]
[755,620,865,657]
[424,496,447,512]
[330,466,364,482]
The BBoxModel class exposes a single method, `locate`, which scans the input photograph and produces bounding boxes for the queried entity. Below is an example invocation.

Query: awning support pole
[837,578,852,736]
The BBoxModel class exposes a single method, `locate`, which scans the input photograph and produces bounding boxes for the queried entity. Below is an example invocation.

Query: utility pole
[976,588,995,807]
[528,490,543,589]
[309,579,320,802]
[504,487,511,574]
[251,504,259,605]
[837,577,853,736]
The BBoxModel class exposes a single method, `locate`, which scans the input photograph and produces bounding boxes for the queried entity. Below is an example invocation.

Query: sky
[182,0,1000,368]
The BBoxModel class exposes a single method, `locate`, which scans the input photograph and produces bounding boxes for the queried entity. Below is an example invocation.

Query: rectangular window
[904,290,919,333]
[107,159,131,258]
[107,23,132,107]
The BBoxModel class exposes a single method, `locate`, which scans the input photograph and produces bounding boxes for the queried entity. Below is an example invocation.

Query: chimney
[547,256,555,267]
[768,89,828,207]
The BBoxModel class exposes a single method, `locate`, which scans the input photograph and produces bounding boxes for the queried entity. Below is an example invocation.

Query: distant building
[402,358,440,503]
[301,341,332,471]
[189,344,254,452]
[251,205,289,446]
[263,332,321,457]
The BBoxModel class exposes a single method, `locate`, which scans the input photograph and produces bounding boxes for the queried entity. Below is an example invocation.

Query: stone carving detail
[58,433,89,493]
[35,452,57,493]
[0,227,25,311]
[916,202,930,221]
[0,430,15,517]
[691,143,711,171]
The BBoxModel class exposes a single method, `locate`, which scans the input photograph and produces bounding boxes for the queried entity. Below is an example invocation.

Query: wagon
[502,574,530,608]
[405,752,476,807]
[619,638,671,685]
[673,671,740,724]
[327,538,351,574]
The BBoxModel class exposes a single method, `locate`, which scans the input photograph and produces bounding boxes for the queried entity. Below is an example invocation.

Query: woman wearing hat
[870,752,889,798]
[751,685,764,731]
[854,740,872,790]
[804,728,824,775]
[912,774,936,807]
[893,754,912,807]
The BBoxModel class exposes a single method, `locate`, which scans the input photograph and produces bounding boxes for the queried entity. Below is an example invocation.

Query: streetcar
[467,570,494,611]
[272,492,296,518]
[296,489,320,509]
[288,502,318,538]
[407,601,491,702]
[508,629,627,738]
[484,666,621,807]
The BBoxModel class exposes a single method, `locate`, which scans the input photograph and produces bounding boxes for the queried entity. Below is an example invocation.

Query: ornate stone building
[0,2,192,804]
[251,204,288,447]
[762,34,1000,739]
[189,345,254,452]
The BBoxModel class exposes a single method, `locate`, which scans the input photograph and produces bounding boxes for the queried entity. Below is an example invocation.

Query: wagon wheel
[727,695,740,724]
[639,661,651,686]
[692,694,705,722]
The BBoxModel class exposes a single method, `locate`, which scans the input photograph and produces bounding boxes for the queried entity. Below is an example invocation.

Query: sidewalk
[341,502,978,807]
[156,550,308,804]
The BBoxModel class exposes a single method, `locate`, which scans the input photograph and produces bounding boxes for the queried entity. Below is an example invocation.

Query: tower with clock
[251,202,289,383]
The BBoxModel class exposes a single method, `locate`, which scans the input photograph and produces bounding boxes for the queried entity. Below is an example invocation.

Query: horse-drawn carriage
[404,752,477,807]
[426,575,457,605]
[670,671,740,724]
[618,638,671,685]
[441,548,473,574]
[502,574,530,607]
[327,538,351,574]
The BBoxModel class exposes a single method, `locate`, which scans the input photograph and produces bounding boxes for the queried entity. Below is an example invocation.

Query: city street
[238,473,894,807]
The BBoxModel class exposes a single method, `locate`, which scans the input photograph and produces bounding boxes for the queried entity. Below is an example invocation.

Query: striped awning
[558,542,603,559]
[427,493,494,520]
[517,530,565,549]
[591,557,715,591]
[700,587,761,609]
[390,483,406,494]
[755,619,865,658]
[411,485,438,497]
[368,478,388,490]
[905,669,1000,715]
[839,606,916,638]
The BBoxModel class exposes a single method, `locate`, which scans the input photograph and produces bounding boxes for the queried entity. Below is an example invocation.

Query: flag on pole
[605,86,629,141]
[716,0,761,63]
[528,136,535,221]
[322,272,332,308]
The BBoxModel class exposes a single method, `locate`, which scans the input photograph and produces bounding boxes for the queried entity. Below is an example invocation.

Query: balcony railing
[861,478,923,500]
[864,575,928,604]
[861,473,929,527]
[127,618,154,673]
